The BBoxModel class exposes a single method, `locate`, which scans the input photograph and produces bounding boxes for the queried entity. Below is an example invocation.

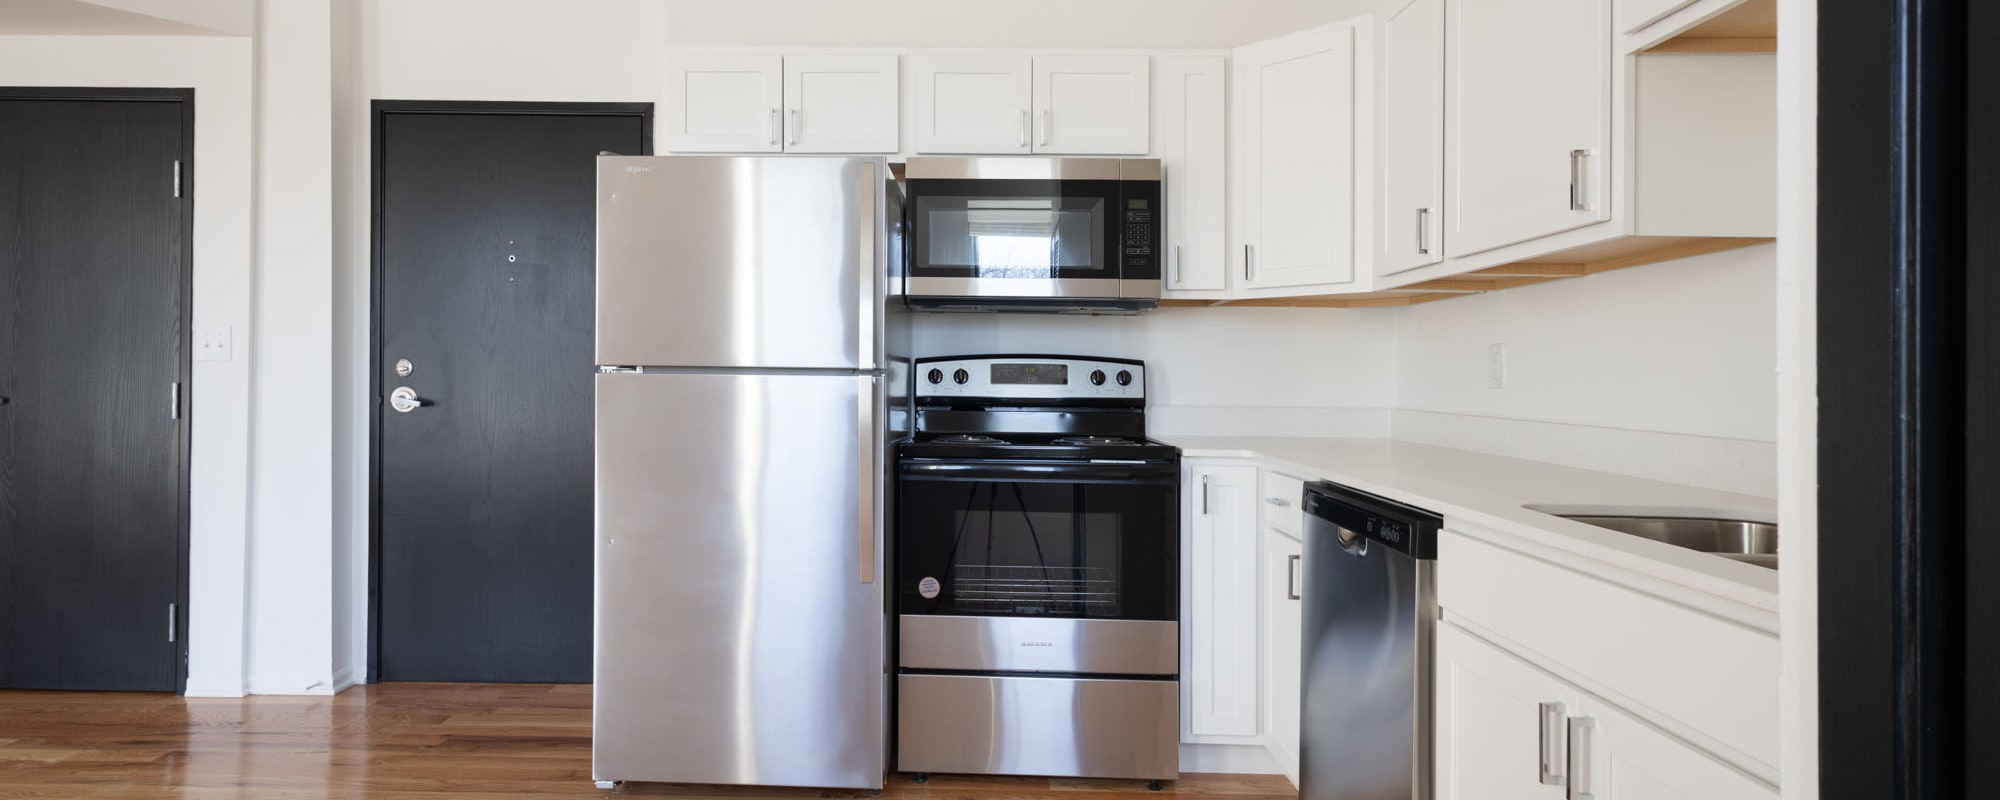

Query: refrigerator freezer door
[593,371,886,789]
[596,156,884,370]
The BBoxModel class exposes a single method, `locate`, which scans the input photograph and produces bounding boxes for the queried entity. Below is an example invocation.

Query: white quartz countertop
[1158,435,1781,621]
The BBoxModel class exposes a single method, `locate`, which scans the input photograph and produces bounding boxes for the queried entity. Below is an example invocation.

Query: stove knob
[1089,369,1107,386]
[1116,370,1133,387]
[926,368,944,385]
[952,368,970,385]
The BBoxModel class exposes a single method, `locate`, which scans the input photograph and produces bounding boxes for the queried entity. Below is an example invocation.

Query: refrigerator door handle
[858,374,879,584]
[857,159,879,371]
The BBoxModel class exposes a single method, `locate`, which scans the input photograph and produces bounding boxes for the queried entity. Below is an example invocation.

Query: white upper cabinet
[782,54,900,153]
[1375,0,1445,276]
[1156,56,1228,294]
[908,54,1035,154]
[1033,55,1151,154]
[1233,20,1370,291]
[664,52,785,153]
[1443,0,1610,258]
[910,54,1150,155]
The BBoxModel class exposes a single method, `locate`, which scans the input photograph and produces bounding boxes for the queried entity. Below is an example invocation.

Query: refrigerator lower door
[593,371,886,789]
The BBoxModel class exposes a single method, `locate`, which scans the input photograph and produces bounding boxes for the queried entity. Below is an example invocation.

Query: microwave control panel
[1120,183,1162,278]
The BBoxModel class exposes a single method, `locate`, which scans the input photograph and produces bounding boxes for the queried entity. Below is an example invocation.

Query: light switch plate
[196,326,233,362]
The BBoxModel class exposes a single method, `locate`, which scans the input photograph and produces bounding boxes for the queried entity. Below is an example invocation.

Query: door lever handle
[389,386,433,414]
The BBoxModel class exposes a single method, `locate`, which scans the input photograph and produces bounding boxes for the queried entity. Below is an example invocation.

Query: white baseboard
[330,666,359,694]
[1151,405,1392,439]
[181,681,246,699]
[1178,743,1281,775]
[246,675,340,696]
[1392,409,1778,498]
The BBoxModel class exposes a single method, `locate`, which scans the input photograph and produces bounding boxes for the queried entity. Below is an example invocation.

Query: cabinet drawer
[1260,471,1306,536]
[1437,529,1778,770]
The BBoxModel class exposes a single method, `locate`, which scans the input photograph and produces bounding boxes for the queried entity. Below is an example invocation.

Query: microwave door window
[919,196,1107,278]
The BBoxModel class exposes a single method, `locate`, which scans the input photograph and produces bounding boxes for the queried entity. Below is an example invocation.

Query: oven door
[905,176,1127,301]
[897,459,1178,622]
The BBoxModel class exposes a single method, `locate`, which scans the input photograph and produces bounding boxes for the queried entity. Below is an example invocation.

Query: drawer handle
[1539,702,1567,786]
[1264,497,1290,507]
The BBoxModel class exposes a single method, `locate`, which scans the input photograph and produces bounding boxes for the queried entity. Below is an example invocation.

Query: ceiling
[0,0,231,36]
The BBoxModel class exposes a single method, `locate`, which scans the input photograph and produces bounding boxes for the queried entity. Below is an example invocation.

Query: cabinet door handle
[1566,715,1596,800]
[1172,245,1182,286]
[1568,149,1589,211]
[1020,109,1030,148]
[1039,109,1050,146]
[768,108,779,145]
[1264,497,1290,508]
[788,108,799,145]
[1417,208,1431,254]
[1286,554,1301,600]
[1201,474,1212,515]
[1538,702,1567,786]
[1243,244,1255,283]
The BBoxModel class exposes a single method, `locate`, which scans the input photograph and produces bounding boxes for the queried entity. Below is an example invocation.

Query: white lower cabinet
[1261,527,1303,784]
[1437,621,1777,800]
[1184,461,1261,740]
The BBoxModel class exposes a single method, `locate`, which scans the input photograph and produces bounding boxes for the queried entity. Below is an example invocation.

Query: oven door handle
[900,461,1179,482]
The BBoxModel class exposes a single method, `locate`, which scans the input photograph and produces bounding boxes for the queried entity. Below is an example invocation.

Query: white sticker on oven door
[918,576,941,599]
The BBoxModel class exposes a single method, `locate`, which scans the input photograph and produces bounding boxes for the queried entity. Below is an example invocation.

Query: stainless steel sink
[1531,510,1779,569]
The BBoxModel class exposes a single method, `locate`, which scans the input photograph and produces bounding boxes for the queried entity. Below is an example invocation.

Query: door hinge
[172,160,182,198]
[167,603,177,643]
[169,381,182,420]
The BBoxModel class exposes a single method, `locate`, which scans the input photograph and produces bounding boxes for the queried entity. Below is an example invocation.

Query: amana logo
[1020,641,1054,647]
[623,165,653,174]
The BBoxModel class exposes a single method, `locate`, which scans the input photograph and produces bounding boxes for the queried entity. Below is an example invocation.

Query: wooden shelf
[1645,0,1776,54]
[1163,236,1773,309]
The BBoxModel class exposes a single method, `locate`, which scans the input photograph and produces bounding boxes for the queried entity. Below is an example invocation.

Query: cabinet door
[908,54,1033,154]
[1574,698,1778,800]
[1186,463,1260,739]
[1444,0,1610,257]
[1376,0,1446,275]
[1234,23,1362,290]
[1156,56,1228,293]
[783,54,900,154]
[664,52,784,153]
[1435,622,1576,800]
[1262,528,1304,785]
[1032,55,1150,154]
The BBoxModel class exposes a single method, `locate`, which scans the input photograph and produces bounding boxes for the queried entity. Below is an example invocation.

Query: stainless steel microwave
[903,157,1162,314]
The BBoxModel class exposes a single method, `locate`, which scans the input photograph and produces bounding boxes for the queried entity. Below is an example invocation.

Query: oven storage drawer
[899,615,1177,675]
[897,674,1179,780]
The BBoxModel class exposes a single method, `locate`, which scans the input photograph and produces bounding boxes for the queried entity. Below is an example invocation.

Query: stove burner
[1052,436,1141,446]
[932,434,1009,444]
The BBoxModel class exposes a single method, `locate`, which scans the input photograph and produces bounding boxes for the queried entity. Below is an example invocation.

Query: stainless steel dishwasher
[1299,481,1443,800]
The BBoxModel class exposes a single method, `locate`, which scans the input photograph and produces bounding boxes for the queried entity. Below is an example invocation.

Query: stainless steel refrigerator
[592,155,902,790]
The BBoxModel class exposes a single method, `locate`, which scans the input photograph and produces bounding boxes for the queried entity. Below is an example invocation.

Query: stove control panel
[915,356,1145,401]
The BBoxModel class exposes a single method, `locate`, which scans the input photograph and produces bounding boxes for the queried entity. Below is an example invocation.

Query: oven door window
[907,179,1122,281]
[898,468,1177,621]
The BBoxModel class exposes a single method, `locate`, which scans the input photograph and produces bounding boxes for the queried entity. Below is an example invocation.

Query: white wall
[1393,244,1779,496]
[663,0,1367,49]
[911,307,1400,436]
[246,0,339,696]
[0,35,258,697]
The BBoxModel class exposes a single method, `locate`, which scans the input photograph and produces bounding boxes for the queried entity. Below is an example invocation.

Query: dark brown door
[0,92,191,692]
[373,103,647,682]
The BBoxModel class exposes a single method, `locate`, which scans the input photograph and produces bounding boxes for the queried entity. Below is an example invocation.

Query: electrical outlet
[1488,343,1506,389]
[196,326,233,362]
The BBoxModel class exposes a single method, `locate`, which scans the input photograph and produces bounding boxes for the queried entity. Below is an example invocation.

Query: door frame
[366,100,652,682]
[0,86,194,692]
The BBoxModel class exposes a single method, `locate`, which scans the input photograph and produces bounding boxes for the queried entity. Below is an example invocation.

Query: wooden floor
[0,684,1298,799]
